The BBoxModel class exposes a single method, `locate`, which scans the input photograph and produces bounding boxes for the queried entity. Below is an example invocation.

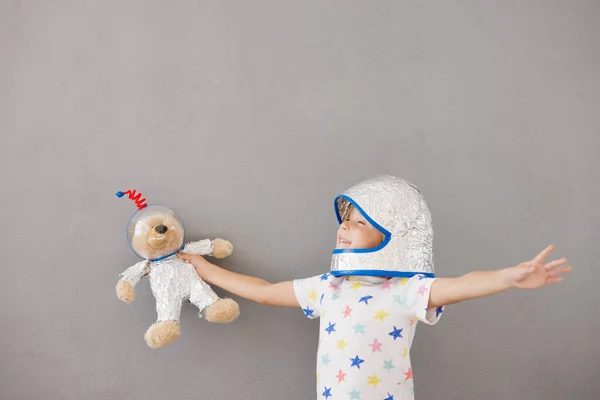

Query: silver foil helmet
[330,175,435,278]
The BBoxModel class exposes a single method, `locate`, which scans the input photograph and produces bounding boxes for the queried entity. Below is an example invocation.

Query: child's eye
[358,221,365,226]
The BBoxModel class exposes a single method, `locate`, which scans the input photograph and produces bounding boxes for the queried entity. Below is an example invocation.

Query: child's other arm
[176,253,299,307]
[428,245,571,308]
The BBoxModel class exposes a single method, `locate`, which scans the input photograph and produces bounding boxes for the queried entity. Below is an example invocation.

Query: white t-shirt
[293,273,444,400]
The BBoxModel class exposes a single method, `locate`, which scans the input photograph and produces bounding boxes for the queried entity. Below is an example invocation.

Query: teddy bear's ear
[164,212,184,230]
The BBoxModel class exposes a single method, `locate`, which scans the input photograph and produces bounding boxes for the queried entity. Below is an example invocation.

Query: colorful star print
[383,359,395,371]
[343,305,353,318]
[293,273,444,399]
[368,338,383,353]
[374,309,390,322]
[337,338,349,351]
[389,326,403,340]
[325,322,336,335]
[352,323,366,334]
[393,294,408,308]
[350,355,365,369]
[367,374,382,388]
[336,369,347,383]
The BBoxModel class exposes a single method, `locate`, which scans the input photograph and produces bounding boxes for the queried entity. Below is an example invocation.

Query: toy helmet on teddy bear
[330,175,435,278]
[116,189,185,262]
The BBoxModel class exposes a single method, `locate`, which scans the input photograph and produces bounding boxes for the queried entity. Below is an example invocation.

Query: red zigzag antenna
[116,189,148,209]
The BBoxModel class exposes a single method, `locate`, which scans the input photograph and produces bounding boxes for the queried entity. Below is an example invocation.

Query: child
[177,175,571,400]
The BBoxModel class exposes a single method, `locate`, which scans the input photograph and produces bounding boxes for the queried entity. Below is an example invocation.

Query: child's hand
[177,253,212,279]
[507,245,572,289]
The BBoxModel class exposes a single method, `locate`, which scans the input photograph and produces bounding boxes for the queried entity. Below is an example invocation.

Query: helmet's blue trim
[332,194,391,254]
[330,270,435,278]
[149,244,186,262]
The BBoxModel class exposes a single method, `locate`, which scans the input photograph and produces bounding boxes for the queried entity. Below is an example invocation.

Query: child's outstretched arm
[176,253,299,307]
[428,245,572,308]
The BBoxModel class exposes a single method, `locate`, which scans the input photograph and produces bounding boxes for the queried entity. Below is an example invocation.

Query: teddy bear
[115,189,240,349]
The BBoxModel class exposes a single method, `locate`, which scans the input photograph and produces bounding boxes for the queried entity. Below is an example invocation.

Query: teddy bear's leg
[144,321,180,349]
[144,296,183,349]
[204,298,240,323]
[189,280,240,323]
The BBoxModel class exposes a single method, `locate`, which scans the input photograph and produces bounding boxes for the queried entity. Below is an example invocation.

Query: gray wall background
[1,1,598,399]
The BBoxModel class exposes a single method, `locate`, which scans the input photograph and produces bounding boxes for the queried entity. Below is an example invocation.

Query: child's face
[336,206,384,250]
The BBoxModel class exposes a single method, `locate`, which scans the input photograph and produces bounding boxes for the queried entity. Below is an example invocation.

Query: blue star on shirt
[322,386,332,399]
[303,306,314,317]
[384,393,394,400]
[359,295,373,305]
[389,326,404,340]
[417,274,428,280]
[350,355,365,369]
[325,322,336,335]
[436,306,444,317]
[320,273,330,281]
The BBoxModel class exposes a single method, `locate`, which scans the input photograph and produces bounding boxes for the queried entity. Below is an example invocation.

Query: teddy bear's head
[126,205,185,261]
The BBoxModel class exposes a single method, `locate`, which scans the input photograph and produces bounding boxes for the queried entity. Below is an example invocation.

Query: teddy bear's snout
[155,225,168,234]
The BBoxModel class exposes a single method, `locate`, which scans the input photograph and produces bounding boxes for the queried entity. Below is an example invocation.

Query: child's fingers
[533,245,555,263]
[547,276,564,283]
[544,257,567,269]
[547,265,571,276]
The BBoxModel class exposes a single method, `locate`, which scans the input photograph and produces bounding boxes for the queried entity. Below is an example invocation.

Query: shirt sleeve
[396,275,445,325]
[293,273,329,320]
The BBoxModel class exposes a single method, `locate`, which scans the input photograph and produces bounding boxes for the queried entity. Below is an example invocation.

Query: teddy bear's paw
[204,298,240,323]
[116,280,135,303]
[212,238,233,258]
[144,321,180,348]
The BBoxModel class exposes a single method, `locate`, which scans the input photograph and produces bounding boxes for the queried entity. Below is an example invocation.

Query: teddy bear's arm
[182,239,214,256]
[119,260,150,287]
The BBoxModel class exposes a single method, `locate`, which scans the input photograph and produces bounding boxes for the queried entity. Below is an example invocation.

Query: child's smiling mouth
[337,237,352,245]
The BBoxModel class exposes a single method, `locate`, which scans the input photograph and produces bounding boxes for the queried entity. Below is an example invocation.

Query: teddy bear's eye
[155,225,168,234]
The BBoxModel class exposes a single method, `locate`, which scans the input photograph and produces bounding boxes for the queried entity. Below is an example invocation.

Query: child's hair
[340,202,355,221]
